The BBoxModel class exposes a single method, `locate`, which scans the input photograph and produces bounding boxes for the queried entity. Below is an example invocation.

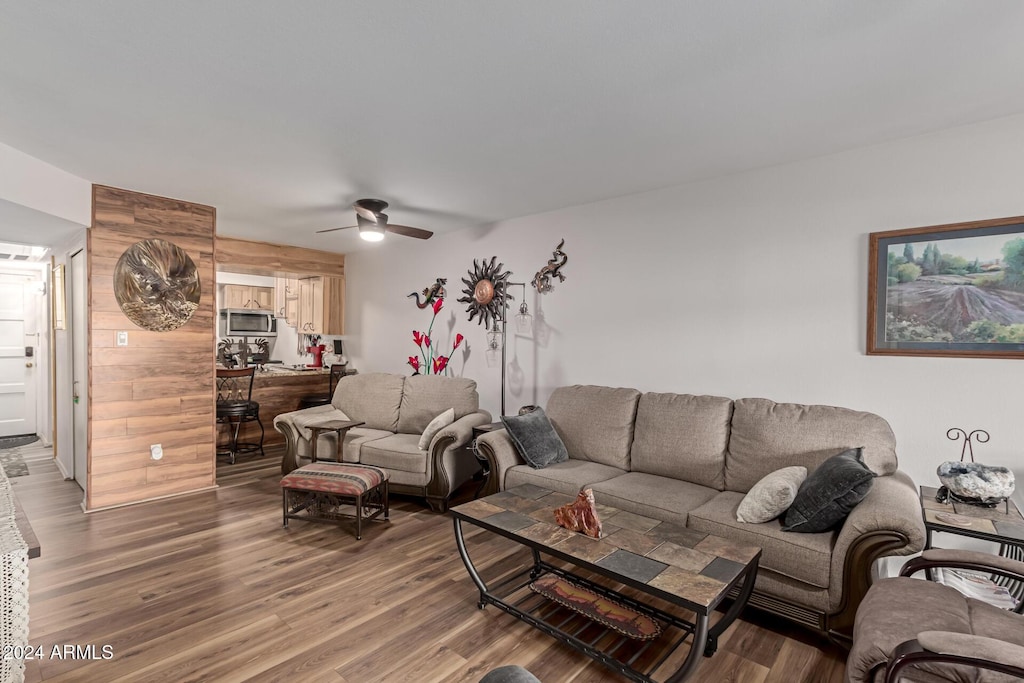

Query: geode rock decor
[937,461,1015,505]
[114,238,200,332]
[554,488,603,538]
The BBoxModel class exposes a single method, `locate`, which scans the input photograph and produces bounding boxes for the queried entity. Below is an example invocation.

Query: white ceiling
[3,1,1024,252]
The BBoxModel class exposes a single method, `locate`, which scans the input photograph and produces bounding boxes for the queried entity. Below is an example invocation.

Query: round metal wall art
[113,238,201,332]
[457,256,511,328]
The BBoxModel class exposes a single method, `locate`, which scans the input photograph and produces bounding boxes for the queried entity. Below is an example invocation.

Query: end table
[920,485,1024,600]
[308,419,366,464]
[471,421,505,498]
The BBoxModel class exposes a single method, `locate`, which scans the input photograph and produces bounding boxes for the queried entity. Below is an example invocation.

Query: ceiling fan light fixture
[359,225,385,242]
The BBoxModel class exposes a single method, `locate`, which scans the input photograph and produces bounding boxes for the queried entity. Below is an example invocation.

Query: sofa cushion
[687,491,836,588]
[504,460,625,496]
[397,374,479,434]
[724,398,897,493]
[629,393,733,490]
[545,385,640,470]
[501,407,569,469]
[782,448,874,533]
[589,472,719,528]
[338,428,394,463]
[737,466,807,524]
[332,373,405,432]
[418,408,456,450]
[278,404,350,441]
[360,433,427,474]
[301,427,393,463]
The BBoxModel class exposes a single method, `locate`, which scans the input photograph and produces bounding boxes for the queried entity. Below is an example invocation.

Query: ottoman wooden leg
[356,493,363,540]
[384,481,390,521]
[282,489,289,527]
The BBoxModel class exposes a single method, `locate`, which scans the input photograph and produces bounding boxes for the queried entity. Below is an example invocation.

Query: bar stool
[216,367,264,464]
[297,364,348,409]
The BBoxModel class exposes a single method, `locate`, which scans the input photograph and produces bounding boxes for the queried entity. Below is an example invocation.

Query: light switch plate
[116,331,129,347]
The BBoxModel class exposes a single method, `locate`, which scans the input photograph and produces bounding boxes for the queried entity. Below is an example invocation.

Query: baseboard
[54,458,72,481]
[84,484,220,513]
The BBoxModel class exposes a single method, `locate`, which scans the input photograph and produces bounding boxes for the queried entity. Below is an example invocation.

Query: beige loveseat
[475,385,926,643]
[274,372,491,512]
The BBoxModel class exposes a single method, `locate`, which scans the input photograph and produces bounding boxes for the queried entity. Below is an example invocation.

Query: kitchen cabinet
[223,284,274,310]
[296,276,345,335]
[274,277,299,323]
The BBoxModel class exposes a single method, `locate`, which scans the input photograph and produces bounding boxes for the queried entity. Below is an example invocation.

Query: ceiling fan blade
[387,224,434,240]
[315,225,357,234]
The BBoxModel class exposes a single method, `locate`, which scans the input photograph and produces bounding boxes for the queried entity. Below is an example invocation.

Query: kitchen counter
[258,366,331,377]
[217,366,332,451]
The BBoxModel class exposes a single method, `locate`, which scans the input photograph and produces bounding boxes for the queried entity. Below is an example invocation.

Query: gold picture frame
[52,263,66,331]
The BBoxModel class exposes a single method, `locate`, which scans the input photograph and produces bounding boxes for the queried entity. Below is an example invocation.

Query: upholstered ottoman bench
[281,463,389,540]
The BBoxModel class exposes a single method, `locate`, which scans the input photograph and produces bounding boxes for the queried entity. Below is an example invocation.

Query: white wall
[347,112,1024,511]
[0,142,91,228]
[52,229,87,479]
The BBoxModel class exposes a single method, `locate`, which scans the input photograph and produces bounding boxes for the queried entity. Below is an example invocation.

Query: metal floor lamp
[487,280,532,416]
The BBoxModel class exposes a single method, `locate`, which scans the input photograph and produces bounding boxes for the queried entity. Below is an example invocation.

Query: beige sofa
[475,385,926,643]
[274,372,491,512]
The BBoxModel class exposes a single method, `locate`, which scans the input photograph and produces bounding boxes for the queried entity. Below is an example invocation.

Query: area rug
[530,575,663,640]
[0,450,29,478]
[0,435,38,451]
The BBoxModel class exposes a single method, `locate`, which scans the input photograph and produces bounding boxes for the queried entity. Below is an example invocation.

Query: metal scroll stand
[942,428,1004,513]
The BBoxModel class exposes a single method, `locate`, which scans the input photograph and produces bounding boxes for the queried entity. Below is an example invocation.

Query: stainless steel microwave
[219,309,277,337]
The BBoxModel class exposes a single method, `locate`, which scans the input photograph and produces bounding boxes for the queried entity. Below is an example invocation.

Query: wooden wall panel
[215,235,345,278]
[88,185,217,510]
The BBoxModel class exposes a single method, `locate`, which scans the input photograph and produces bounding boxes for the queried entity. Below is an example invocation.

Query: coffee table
[451,484,761,683]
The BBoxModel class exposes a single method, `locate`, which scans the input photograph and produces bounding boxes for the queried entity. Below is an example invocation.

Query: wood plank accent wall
[215,235,345,278]
[88,185,217,510]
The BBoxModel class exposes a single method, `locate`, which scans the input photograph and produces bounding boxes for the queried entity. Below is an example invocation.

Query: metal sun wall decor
[532,238,568,294]
[457,256,511,328]
[113,238,200,332]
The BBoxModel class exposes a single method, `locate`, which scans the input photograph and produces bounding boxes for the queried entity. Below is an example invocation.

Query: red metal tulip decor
[407,297,464,375]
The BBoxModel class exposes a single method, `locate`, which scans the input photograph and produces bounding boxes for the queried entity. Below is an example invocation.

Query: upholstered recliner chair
[847,548,1024,683]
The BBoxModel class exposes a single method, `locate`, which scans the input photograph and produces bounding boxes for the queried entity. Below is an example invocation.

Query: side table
[920,484,1024,600]
[308,420,366,464]
[471,421,505,498]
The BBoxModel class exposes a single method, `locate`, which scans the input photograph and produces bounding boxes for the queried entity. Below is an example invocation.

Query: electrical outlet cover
[150,444,163,460]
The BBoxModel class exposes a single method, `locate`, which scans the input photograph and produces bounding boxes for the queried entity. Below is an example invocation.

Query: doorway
[0,271,39,438]
[69,249,87,491]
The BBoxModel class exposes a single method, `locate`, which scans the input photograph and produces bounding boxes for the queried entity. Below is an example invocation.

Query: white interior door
[0,274,35,437]
[70,250,88,490]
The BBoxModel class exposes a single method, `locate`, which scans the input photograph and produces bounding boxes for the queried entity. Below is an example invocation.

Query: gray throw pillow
[501,407,569,469]
[782,448,874,533]
[736,466,807,523]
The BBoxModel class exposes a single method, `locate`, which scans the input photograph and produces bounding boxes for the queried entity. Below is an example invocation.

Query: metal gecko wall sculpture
[408,277,447,309]
[532,239,568,294]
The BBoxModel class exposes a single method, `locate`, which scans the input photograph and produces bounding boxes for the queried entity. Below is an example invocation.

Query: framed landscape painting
[868,216,1024,358]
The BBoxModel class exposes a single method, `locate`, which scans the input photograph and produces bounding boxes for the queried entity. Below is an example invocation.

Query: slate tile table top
[920,485,1024,548]
[451,484,762,683]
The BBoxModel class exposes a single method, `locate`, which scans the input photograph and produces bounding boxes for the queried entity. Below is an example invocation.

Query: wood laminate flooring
[14,450,848,682]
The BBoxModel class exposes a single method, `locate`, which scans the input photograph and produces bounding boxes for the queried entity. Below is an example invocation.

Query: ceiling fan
[316,198,434,242]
